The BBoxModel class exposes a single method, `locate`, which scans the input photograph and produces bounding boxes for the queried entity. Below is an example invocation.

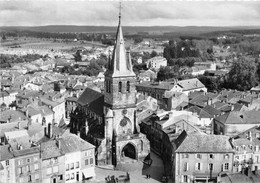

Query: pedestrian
[149,174,151,179]
[146,174,149,179]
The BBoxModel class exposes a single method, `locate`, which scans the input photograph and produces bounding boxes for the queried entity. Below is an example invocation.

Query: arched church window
[119,81,122,93]
[106,80,109,93]
[108,80,111,93]
[126,81,130,92]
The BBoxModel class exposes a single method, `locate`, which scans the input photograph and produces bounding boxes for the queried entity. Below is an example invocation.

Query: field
[0,37,106,54]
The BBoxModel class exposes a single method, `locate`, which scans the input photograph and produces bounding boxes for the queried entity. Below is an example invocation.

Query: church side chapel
[69,8,150,166]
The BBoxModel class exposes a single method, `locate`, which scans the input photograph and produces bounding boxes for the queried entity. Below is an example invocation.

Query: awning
[82,167,95,179]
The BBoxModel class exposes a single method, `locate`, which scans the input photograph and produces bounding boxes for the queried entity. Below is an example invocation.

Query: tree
[256,58,260,83]
[73,50,82,63]
[198,75,222,92]
[227,57,257,91]
[134,37,143,44]
[157,66,177,81]
[150,50,158,58]
[2,34,6,40]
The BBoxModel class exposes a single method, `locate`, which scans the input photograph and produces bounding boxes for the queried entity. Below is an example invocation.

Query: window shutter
[187,162,189,171]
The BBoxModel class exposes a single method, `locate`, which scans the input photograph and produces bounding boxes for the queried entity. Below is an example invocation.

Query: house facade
[174,131,234,183]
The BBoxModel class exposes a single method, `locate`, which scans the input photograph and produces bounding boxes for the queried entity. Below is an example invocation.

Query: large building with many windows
[174,131,234,183]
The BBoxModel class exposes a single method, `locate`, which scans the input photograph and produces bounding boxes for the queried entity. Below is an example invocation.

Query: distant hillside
[1,25,260,35]
[200,29,260,37]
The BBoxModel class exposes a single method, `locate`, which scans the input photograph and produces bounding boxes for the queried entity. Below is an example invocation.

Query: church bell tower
[104,4,138,165]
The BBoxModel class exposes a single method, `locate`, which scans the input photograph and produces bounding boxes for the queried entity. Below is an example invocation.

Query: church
[69,10,150,166]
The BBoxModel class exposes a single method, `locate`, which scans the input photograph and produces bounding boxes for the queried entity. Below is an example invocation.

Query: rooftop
[175,131,233,153]
[77,87,104,116]
[215,110,260,124]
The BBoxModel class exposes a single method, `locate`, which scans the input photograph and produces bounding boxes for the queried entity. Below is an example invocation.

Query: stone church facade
[69,13,150,166]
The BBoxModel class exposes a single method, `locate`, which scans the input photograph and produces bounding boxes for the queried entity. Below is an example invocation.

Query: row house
[1,123,96,183]
[140,111,201,179]
[174,131,234,183]
[136,78,207,109]
[231,126,260,174]
[0,146,16,183]
[0,90,19,107]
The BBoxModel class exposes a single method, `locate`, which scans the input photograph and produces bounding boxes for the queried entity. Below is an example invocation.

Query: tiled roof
[175,132,233,153]
[203,105,221,116]
[41,140,62,160]
[16,90,41,99]
[60,134,95,154]
[13,146,40,157]
[136,81,175,90]
[0,110,27,123]
[0,145,14,161]
[251,85,260,91]
[77,87,104,116]
[0,121,28,137]
[177,78,205,91]
[215,110,260,124]
[40,98,60,107]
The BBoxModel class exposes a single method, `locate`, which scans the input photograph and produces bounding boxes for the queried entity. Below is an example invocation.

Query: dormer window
[118,81,122,93]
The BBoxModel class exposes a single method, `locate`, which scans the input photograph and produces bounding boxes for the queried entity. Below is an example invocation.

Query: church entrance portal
[121,143,136,159]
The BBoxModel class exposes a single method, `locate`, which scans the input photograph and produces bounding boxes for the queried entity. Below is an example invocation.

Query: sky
[1,1,260,27]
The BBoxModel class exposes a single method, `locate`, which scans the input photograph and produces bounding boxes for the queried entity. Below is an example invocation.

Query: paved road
[88,152,165,183]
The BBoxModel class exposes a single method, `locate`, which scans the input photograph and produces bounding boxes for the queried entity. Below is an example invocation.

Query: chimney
[48,123,53,138]
[17,122,20,129]
[168,111,173,119]
[77,131,80,137]
[230,137,234,144]
[57,138,61,149]
[231,104,234,111]
[249,131,252,142]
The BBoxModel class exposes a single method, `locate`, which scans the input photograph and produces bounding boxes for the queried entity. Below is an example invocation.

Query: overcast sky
[1,1,260,27]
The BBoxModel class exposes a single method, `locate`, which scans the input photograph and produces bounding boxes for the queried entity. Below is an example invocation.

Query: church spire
[106,3,135,78]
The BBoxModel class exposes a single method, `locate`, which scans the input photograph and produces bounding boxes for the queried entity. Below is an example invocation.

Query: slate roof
[77,87,104,116]
[175,131,233,153]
